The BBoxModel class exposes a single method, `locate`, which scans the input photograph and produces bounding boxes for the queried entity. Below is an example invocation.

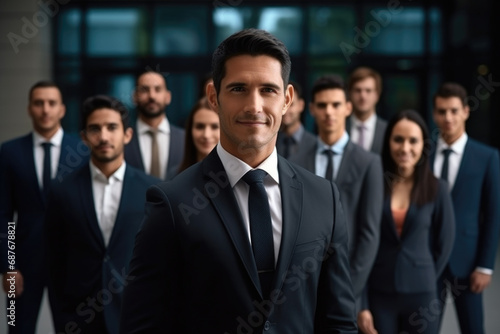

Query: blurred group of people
[1,28,499,334]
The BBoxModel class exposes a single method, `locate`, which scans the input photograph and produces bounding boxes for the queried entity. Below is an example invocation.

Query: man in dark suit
[45,95,159,334]
[346,66,387,154]
[0,81,88,334]
[432,82,500,334]
[124,70,185,180]
[276,80,316,159]
[119,29,357,333]
[290,75,383,313]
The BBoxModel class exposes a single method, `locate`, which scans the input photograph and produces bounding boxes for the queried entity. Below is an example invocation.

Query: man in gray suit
[346,66,387,154]
[276,80,316,159]
[124,70,185,180]
[290,74,383,313]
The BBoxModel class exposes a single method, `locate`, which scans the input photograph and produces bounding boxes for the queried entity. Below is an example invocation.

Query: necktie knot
[442,148,452,157]
[242,169,268,185]
[323,148,335,158]
[146,128,158,137]
[42,142,52,150]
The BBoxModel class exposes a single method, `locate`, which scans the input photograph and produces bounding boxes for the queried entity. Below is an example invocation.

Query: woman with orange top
[358,110,455,334]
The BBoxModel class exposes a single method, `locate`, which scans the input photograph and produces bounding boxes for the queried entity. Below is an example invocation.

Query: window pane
[86,8,147,56]
[429,7,442,55]
[308,6,356,55]
[153,6,209,56]
[364,7,424,55]
[258,7,303,55]
[58,9,81,55]
[213,7,247,47]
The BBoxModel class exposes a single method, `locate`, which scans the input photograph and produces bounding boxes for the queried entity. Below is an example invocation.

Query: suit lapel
[336,140,354,183]
[202,152,261,294]
[108,166,133,248]
[22,134,44,203]
[274,157,302,291]
[451,139,471,197]
[128,131,145,171]
[79,165,106,249]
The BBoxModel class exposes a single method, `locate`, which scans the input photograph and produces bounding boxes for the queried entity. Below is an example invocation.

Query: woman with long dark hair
[358,110,455,334]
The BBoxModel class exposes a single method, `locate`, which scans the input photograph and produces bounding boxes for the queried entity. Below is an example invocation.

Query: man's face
[134,72,171,119]
[207,55,293,161]
[82,108,132,164]
[310,88,351,138]
[281,94,304,128]
[433,96,469,144]
[349,77,379,117]
[28,87,66,136]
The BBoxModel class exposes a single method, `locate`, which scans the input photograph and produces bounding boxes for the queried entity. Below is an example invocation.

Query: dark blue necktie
[440,148,453,182]
[42,142,52,196]
[323,149,335,181]
[242,169,275,298]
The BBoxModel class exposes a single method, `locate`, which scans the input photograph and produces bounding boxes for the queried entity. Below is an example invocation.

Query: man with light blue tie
[432,82,500,334]
[290,74,383,313]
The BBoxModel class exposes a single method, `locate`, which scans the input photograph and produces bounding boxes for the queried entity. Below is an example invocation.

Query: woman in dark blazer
[358,110,455,334]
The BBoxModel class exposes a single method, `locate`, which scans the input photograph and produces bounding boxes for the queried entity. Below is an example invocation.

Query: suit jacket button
[264,321,270,330]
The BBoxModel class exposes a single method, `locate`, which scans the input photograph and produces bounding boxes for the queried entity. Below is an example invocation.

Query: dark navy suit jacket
[119,150,357,333]
[431,138,500,278]
[45,164,159,334]
[0,132,88,275]
[368,180,455,294]
[124,123,185,180]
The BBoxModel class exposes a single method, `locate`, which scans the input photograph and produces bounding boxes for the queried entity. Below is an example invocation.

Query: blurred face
[207,55,293,165]
[390,119,424,176]
[134,72,171,119]
[281,94,304,128]
[192,108,220,160]
[433,96,469,145]
[82,108,132,164]
[349,77,379,118]
[28,87,66,138]
[309,88,351,144]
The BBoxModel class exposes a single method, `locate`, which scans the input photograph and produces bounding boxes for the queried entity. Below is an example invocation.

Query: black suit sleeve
[315,182,358,333]
[432,181,455,277]
[119,184,180,334]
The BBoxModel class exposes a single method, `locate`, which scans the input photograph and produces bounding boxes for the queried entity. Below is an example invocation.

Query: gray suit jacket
[346,115,387,155]
[290,139,383,306]
[276,127,317,159]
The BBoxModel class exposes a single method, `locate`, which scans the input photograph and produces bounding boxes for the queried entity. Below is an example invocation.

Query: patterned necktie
[242,169,275,298]
[147,129,161,178]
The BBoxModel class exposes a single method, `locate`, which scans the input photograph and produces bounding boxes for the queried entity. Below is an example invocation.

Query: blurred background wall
[1,0,499,333]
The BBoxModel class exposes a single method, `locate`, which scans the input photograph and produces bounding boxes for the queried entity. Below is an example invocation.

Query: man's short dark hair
[29,80,62,102]
[135,69,168,88]
[433,82,468,107]
[347,67,383,96]
[211,28,291,95]
[81,95,130,131]
[310,75,346,102]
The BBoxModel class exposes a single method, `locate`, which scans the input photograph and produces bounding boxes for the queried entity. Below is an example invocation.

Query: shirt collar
[89,160,127,183]
[216,143,279,188]
[137,117,170,135]
[33,127,64,148]
[437,132,468,155]
[316,131,350,155]
[351,113,376,130]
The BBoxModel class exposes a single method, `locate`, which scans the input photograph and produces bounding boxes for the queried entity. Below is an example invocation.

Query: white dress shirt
[350,113,377,151]
[90,161,126,247]
[33,127,63,189]
[137,117,170,179]
[217,144,282,264]
[314,131,349,181]
[433,133,492,275]
[433,133,468,191]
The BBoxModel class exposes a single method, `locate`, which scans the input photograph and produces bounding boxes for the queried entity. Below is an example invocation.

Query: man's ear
[283,84,294,115]
[123,127,133,145]
[207,82,218,112]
